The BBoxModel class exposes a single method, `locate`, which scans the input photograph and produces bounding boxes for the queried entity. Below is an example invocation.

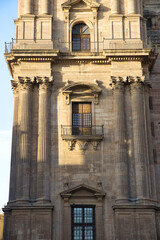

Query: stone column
[37,77,53,203]
[144,85,157,201]
[128,0,136,14]
[40,0,49,14]
[131,79,148,200]
[16,78,33,201]
[112,78,129,203]
[9,82,19,202]
[24,0,32,14]
[111,0,120,14]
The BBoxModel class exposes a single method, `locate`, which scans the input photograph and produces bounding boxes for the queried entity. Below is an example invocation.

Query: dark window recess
[72,23,90,51]
[151,122,155,137]
[149,96,153,110]
[72,102,92,135]
[153,149,157,164]
[147,18,152,29]
[71,205,96,240]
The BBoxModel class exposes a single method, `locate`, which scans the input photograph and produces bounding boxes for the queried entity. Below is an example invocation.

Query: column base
[36,198,51,205]
[113,204,158,240]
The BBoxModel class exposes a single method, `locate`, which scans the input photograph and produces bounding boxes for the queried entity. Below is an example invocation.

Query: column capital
[37,76,54,91]
[130,77,145,92]
[110,76,125,92]
[11,81,19,95]
[18,76,34,91]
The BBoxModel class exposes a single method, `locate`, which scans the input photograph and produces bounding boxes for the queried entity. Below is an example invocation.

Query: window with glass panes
[72,102,92,135]
[71,205,95,240]
[72,23,90,51]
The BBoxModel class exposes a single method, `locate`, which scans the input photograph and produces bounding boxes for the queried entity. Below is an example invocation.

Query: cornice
[5,49,157,77]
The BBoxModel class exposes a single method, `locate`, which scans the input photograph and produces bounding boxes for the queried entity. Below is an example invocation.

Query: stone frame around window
[61,81,104,151]
[60,184,105,240]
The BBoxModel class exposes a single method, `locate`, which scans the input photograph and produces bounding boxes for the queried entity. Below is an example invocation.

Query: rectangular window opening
[72,102,92,135]
[71,205,95,240]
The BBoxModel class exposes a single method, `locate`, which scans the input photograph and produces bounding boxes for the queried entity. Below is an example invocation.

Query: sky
[0,0,18,213]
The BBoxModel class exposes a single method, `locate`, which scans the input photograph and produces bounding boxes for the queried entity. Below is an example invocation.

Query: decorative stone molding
[67,140,76,151]
[36,76,54,91]
[18,76,34,91]
[91,140,101,151]
[77,140,89,152]
[60,184,105,201]
[11,81,19,95]
[62,0,100,12]
[63,137,103,151]
[110,76,150,90]
[62,81,102,105]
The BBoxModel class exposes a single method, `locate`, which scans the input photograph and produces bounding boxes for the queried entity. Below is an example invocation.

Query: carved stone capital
[18,76,34,92]
[130,77,145,92]
[11,81,19,95]
[18,76,35,84]
[37,76,54,91]
[110,76,125,92]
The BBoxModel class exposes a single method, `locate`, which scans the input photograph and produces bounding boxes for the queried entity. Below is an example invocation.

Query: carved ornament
[36,76,54,91]
[110,76,151,91]
[18,76,34,91]
[62,81,102,105]
[11,81,19,95]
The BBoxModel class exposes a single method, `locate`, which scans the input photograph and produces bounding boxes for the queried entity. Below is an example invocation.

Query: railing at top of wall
[5,37,145,54]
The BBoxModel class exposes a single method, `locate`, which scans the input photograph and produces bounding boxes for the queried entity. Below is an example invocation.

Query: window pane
[84,208,93,223]
[82,25,90,34]
[82,38,90,50]
[74,208,83,223]
[72,38,81,51]
[84,226,93,240]
[74,226,83,240]
[83,113,92,127]
[73,113,81,127]
[72,24,81,34]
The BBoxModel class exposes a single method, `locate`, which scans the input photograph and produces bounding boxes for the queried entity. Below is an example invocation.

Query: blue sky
[0,0,18,213]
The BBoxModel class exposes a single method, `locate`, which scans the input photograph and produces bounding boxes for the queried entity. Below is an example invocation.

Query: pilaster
[111,0,120,14]
[16,77,33,202]
[36,76,53,203]
[130,78,149,201]
[40,0,49,15]
[9,81,19,202]
[24,0,32,14]
[111,77,129,203]
[128,0,137,14]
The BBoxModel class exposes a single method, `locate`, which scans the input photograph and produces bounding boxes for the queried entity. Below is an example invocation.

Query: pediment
[62,81,102,104]
[61,184,105,199]
[62,0,100,10]
[62,81,101,94]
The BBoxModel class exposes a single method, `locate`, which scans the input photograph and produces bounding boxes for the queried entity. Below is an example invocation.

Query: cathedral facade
[3,0,160,239]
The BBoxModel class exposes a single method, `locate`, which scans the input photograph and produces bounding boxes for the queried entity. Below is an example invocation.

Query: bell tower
[3,0,160,239]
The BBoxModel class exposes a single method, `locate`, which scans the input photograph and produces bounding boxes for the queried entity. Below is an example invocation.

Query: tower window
[72,23,90,51]
[71,205,95,240]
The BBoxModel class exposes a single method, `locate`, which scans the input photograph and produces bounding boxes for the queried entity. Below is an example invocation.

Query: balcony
[61,125,104,151]
[5,37,145,54]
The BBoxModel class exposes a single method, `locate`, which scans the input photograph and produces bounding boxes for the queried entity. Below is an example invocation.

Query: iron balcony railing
[61,125,104,137]
[5,37,145,54]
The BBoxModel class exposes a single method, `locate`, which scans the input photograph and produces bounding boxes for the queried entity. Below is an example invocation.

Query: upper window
[72,23,90,52]
[71,205,95,240]
[72,102,92,135]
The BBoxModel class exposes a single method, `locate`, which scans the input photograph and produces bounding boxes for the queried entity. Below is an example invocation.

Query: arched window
[72,23,90,51]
